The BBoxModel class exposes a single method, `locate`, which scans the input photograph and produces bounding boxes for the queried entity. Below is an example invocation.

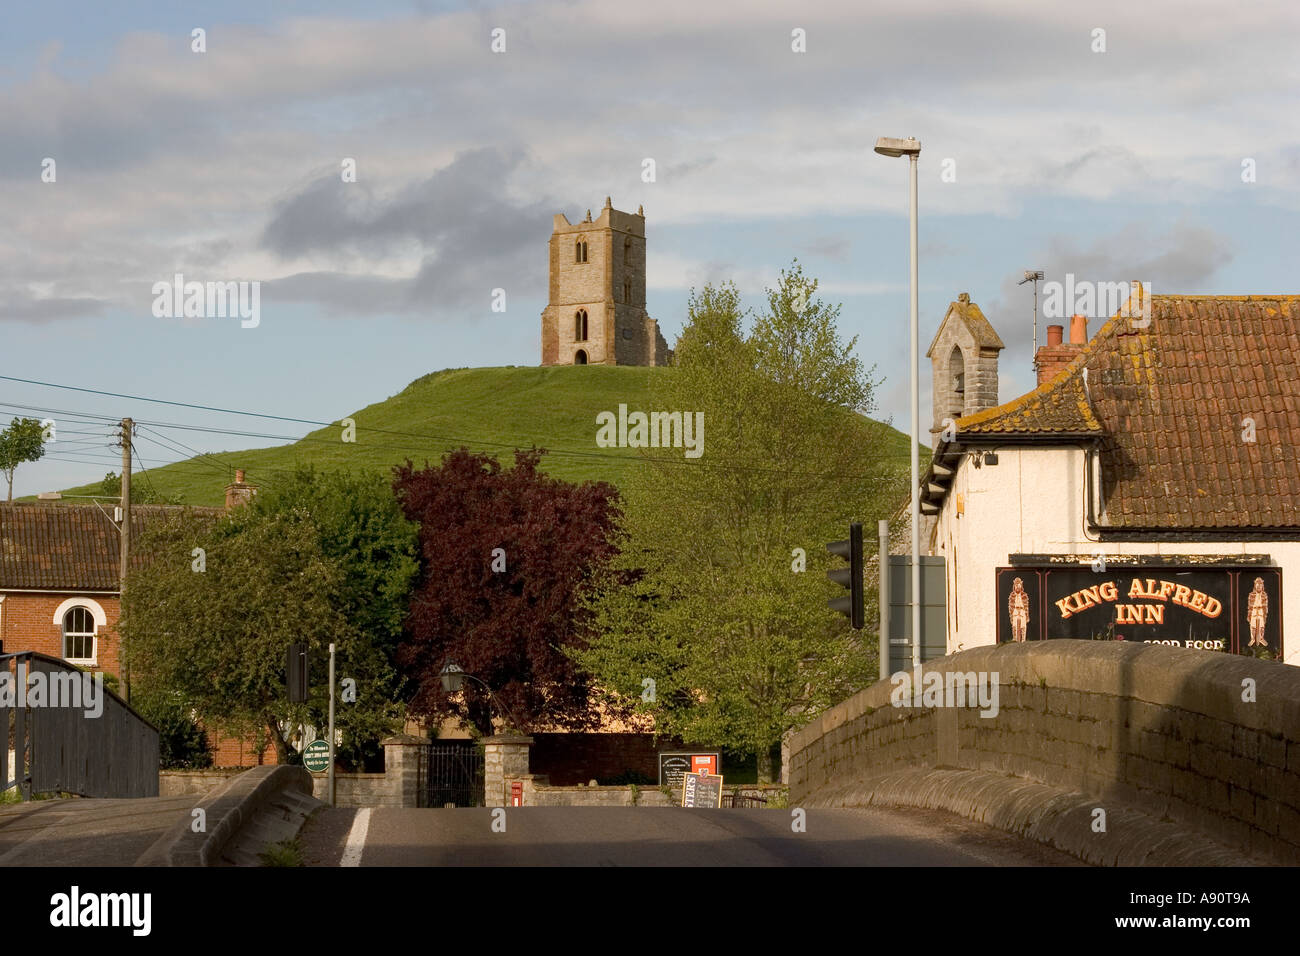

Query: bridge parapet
[789,640,1300,863]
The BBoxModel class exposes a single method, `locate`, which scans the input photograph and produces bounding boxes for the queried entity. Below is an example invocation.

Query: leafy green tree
[0,417,46,502]
[122,503,399,764]
[573,262,904,781]
[246,467,420,767]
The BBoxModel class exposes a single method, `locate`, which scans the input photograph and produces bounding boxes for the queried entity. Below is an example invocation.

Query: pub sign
[996,565,1282,659]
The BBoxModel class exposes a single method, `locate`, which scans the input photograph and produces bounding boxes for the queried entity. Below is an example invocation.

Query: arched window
[574,349,588,365]
[62,606,96,663]
[575,240,588,264]
[949,345,966,419]
[575,309,588,342]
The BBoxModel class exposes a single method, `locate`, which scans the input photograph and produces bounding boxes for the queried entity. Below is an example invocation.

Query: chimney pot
[1070,313,1088,345]
[1046,325,1063,347]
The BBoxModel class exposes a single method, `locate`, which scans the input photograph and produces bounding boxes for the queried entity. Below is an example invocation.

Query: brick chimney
[224,468,256,511]
[1034,314,1089,385]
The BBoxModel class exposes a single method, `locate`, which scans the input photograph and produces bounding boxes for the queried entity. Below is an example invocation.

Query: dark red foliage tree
[393,448,620,737]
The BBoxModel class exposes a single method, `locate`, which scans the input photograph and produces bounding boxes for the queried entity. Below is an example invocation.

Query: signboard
[887,555,948,672]
[302,739,331,773]
[681,772,723,808]
[996,566,1283,659]
[658,751,720,789]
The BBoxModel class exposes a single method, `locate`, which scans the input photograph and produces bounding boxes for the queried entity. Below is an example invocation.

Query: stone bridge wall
[789,640,1300,864]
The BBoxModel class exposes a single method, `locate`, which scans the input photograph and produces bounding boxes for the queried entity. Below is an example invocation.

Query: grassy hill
[54,365,920,507]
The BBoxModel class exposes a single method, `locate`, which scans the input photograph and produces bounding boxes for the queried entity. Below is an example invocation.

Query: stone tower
[925,292,1005,441]
[540,197,672,367]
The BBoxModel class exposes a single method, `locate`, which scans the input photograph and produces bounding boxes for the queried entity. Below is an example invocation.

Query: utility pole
[118,417,133,703]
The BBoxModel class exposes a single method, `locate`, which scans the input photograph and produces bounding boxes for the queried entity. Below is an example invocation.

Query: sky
[2,0,1299,497]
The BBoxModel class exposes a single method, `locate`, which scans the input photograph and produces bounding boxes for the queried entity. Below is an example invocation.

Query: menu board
[681,772,723,808]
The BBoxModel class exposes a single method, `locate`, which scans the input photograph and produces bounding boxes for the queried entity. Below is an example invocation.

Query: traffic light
[826,522,864,629]
[287,643,309,703]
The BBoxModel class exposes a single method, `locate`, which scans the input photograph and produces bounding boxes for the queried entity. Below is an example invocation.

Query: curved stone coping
[803,767,1261,867]
[136,765,317,867]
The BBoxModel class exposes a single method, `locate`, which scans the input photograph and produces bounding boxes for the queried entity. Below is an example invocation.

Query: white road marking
[340,808,371,867]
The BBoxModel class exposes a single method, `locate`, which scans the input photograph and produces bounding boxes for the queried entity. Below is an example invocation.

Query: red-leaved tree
[393,448,621,736]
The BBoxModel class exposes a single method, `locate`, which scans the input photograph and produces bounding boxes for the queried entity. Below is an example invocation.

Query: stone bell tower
[925,292,1004,441]
[540,197,672,367]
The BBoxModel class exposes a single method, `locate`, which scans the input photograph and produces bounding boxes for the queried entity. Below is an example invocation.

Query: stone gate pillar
[483,735,534,808]
[383,734,430,808]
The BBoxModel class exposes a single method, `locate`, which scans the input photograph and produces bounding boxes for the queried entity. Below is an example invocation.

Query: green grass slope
[54,365,920,507]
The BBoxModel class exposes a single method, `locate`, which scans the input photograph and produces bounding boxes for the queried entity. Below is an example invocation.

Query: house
[921,290,1298,663]
[0,472,273,765]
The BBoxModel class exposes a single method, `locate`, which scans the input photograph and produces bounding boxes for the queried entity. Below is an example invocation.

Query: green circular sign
[303,739,331,773]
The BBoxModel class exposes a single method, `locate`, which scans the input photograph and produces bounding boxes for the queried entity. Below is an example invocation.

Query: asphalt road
[299,805,1085,866]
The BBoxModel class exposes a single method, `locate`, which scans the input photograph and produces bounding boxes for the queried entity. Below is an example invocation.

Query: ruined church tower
[540,197,673,367]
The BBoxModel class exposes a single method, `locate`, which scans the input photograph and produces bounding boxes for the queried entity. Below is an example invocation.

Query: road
[299,805,1085,866]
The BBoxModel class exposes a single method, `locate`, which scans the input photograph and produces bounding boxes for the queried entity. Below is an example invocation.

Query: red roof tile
[950,294,1300,530]
[0,503,221,591]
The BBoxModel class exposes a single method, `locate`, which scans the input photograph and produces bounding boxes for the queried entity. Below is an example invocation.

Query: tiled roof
[950,294,1300,530]
[958,362,1103,435]
[0,504,221,591]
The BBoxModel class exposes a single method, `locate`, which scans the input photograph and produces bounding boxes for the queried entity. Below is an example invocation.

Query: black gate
[423,742,485,807]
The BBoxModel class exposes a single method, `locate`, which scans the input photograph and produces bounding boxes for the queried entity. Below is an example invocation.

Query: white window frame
[52,597,106,667]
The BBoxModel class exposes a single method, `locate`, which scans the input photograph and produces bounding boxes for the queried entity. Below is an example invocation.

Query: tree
[393,448,620,737]
[573,262,904,781]
[122,503,398,764]
[0,417,46,502]
[245,467,420,768]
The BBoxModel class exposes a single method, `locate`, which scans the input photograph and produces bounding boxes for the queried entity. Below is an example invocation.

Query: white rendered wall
[933,446,1300,665]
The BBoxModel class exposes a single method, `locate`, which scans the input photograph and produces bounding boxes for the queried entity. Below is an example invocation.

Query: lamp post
[874,136,922,670]
[439,662,520,733]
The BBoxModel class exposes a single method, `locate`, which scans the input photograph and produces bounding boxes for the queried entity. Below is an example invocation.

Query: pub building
[919,290,1298,663]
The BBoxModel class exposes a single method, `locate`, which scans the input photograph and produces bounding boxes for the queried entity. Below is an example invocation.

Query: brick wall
[0,591,122,679]
[789,640,1300,864]
[529,732,669,785]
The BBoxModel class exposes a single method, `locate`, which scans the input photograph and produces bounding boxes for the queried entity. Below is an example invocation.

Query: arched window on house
[62,606,97,664]
[949,345,966,420]
[575,309,588,342]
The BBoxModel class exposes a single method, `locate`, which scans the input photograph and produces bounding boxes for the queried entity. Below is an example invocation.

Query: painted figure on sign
[1008,577,1030,642]
[1247,577,1269,647]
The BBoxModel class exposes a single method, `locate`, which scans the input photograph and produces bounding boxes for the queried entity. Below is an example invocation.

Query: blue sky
[3,0,1298,496]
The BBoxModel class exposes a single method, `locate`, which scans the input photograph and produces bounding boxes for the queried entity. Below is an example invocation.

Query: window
[575,240,588,263]
[623,280,632,302]
[62,606,96,663]
[575,309,588,342]
[948,345,965,419]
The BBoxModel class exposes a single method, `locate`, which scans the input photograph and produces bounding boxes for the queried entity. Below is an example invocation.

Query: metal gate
[423,742,485,807]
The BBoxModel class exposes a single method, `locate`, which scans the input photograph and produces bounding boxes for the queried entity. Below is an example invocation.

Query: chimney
[1034,315,1088,385]
[224,469,257,511]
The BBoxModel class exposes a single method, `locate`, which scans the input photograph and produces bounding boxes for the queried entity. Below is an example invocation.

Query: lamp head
[439,662,464,694]
[874,136,921,158]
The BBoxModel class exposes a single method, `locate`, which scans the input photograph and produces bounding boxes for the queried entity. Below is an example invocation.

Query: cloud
[0,294,110,324]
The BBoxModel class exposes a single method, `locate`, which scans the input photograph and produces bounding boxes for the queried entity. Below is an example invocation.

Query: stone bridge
[789,640,1300,865]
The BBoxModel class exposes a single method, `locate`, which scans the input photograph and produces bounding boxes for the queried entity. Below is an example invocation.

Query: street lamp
[439,662,520,732]
[873,135,922,670]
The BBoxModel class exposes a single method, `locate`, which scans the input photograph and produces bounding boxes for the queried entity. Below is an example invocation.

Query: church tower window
[575,309,588,342]
[575,240,588,263]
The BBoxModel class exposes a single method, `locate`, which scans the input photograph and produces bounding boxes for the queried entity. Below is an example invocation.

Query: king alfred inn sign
[996,560,1282,659]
